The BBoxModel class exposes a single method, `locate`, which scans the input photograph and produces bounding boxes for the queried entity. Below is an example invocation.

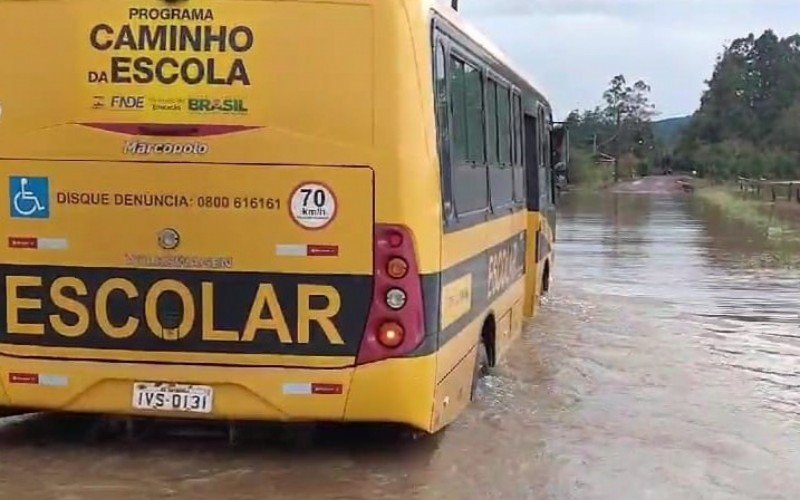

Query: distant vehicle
[0,0,560,435]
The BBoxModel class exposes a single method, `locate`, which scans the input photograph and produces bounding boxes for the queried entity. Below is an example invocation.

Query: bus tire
[470,341,490,402]
[542,261,551,296]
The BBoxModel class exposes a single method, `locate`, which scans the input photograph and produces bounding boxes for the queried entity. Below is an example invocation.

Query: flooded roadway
[1,190,799,499]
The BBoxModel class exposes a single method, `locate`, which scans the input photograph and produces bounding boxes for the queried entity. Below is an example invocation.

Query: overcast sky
[460,0,800,120]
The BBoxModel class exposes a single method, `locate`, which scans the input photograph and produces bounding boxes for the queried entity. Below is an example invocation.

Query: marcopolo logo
[188,98,248,114]
[124,141,209,155]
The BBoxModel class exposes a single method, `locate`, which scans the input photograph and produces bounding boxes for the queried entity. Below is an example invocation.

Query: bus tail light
[356,225,425,365]
[385,288,407,310]
[387,257,409,279]
[377,322,405,348]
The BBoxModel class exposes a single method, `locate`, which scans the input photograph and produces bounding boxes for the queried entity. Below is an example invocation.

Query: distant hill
[653,116,692,149]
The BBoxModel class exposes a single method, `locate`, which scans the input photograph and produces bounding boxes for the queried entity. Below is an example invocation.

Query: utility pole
[613,106,621,183]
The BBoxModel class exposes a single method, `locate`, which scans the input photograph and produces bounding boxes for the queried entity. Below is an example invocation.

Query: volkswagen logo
[158,228,180,250]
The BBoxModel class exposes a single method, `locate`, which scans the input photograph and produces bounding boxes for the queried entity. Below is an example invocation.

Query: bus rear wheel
[470,341,489,401]
[542,261,551,296]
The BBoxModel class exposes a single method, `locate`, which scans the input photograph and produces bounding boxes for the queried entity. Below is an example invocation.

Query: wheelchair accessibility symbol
[9,176,50,219]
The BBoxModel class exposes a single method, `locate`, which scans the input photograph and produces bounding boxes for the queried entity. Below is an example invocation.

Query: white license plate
[132,382,213,414]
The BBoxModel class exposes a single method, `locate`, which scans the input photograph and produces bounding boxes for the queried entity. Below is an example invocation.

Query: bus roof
[428,0,551,109]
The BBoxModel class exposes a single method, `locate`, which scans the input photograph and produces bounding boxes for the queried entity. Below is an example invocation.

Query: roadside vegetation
[666,29,800,253]
[696,186,800,267]
[565,75,663,187]
[562,29,800,262]
[565,32,800,234]
[566,30,800,187]
[676,30,800,180]
[697,187,797,233]
[568,149,613,189]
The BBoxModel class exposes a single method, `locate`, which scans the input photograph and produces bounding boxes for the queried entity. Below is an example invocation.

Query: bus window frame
[524,112,542,212]
[485,68,517,215]
[448,47,490,224]
[432,17,547,234]
[434,40,456,224]
[512,91,525,207]
[537,105,551,210]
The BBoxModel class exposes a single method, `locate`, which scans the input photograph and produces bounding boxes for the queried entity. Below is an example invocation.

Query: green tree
[566,75,659,184]
[679,30,800,180]
[773,99,800,151]
[602,75,658,180]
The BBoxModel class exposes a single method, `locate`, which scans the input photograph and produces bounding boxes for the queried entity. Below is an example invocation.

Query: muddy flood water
[1,189,799,499]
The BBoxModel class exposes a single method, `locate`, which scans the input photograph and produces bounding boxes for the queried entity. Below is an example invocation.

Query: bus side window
[449,55,488,216]
[450,57,468,166]
[512,94,524,203]
[434,41,455,223]
[486,79,498,166]
[524,113,541,212]
[548,119,557,205]
[498,86,512,166]
[489,82,514,210]
[538,108,550,209]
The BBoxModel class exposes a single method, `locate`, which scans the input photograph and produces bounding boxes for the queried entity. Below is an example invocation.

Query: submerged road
[0,188,798,499]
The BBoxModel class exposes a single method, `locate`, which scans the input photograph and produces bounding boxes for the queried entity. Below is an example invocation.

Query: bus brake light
[377,322,405,348]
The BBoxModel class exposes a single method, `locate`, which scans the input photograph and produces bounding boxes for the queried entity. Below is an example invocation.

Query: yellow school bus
[0,0,561,434]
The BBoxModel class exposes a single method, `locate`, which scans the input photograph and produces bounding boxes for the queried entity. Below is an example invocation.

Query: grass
[698,187,784,229]
[567,149,614,190]
[696,185,800,268]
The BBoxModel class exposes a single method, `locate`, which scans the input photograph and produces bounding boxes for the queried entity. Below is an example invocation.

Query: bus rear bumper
[0,354,437,432]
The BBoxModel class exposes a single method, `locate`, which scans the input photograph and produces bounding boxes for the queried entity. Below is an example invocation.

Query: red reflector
[9,373,39,384]
[8,237,37,249]
[307,245,339,257]
[311,383,343,395]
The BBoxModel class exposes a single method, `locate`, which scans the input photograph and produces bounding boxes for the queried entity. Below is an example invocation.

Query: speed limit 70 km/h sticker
[289,183,337,230]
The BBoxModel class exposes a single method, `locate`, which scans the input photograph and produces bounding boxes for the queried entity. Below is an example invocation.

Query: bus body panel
[1,161,374,275]
[0,0,557,432]
[0,0,446,275]
[1,160,374,364]
[0,354,437,430]
[524,212,555,318]
[0,0,374,163]
[436,212,527,381]
[345,355,437,430]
